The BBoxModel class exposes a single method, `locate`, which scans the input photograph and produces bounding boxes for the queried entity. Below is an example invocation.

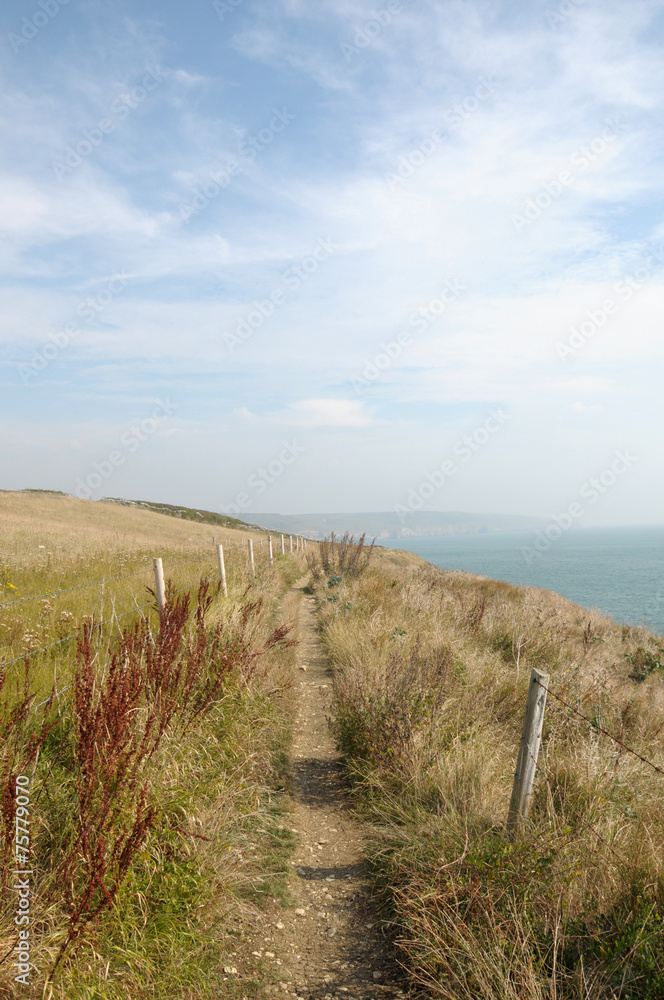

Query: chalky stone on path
[254,582,409,1000]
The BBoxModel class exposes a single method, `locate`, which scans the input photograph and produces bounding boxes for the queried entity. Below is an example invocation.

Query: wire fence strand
[0,555,214,610]
[1,567,217,671]
[28,573,217,711]
[0,567,157,609]
[536,678,664,780]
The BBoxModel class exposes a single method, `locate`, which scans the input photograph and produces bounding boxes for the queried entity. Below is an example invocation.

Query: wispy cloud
[271,399,372,427]
[0,0,662,522]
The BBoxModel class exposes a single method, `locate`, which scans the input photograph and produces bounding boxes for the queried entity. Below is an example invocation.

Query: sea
[377,526,664,637]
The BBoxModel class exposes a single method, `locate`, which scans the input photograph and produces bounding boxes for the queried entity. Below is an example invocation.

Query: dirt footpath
[254,583,408,1000]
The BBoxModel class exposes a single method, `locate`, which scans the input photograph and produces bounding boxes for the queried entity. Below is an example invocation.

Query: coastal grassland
[0,490,273,705]
[312,543,664,999]
[0,492,306,998]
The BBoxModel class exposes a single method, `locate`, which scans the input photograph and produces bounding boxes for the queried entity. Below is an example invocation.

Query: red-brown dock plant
[49,578,294,979]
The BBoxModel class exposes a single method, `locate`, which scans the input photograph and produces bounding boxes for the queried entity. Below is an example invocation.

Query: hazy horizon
[2,1,663,526]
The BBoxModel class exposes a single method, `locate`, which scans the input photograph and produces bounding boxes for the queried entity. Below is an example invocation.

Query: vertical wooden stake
[281,534,285,555]
[268,536,273,564]
[153,557,166,612]
[248,539,255,576]
[507,668,549,836]
[216,544,228,597]
[289,535,293,553]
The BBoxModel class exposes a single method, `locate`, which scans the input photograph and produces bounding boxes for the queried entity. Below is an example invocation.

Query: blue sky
[1,0,663,523]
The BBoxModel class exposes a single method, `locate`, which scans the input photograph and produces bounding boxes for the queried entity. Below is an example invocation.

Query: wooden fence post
[268,536,273,564]
[289,535,293,553]
[507,667,549,835]
[216,544,228,597]
[153,557,166,612]
[281,534,285,555]
[248,538,255,576]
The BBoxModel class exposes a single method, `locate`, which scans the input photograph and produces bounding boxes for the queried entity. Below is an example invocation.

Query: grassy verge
[309,541,664,999]
[0,492,306,998]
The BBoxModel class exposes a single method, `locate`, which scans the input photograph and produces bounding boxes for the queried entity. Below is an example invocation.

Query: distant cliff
[248,510,548,539]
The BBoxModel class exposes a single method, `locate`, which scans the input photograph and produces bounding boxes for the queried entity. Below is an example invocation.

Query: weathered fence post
[507,667,549,835]
[216,544,228,597]
[268,536,273,564]
[153,557,166,612]
[248,538,255,576]
[281,534,285,555]
[289,535,293,553]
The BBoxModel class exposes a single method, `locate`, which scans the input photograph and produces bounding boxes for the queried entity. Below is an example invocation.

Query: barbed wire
[0,598,158,670]
[0,550,221,610]
[0,567,218,672]
[28,572,219,711]
[162,556,210,569]
[535,678,664,780]
[0,567,155,610]
[526,747,630,868]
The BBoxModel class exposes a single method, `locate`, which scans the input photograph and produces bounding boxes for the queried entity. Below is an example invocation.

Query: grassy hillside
[101,495,264,532]
[3,494,664,999]
[306,539,664,999]
[0,491,306,998]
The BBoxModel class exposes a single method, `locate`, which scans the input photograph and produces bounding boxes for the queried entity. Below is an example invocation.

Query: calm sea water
[378,526,664,637]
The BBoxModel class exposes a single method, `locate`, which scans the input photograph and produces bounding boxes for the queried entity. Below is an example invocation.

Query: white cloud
[271,399,371,427]
[1,0,664,520]
[571,401,604,414]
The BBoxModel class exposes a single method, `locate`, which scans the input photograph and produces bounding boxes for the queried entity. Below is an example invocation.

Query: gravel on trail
[242,583,411,1000]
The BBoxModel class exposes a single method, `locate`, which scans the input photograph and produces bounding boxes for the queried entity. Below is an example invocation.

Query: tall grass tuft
[316,552,664,999]
[306,531,375,583]
[0,572,300,995]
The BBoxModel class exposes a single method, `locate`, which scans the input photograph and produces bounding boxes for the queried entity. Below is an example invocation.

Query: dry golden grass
[0,489,267,569]
[313,544,664,999]
[0,491,306,999]
[0,491,281,694]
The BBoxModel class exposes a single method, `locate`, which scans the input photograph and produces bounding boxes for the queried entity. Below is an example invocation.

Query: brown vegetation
[313,547,664,999]
[0,492,304,998]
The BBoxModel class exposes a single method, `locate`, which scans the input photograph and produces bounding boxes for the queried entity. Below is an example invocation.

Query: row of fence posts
[246,534,309,577]
[152,533,311,611]
[148,549,644,842]
[143,567,548,839]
